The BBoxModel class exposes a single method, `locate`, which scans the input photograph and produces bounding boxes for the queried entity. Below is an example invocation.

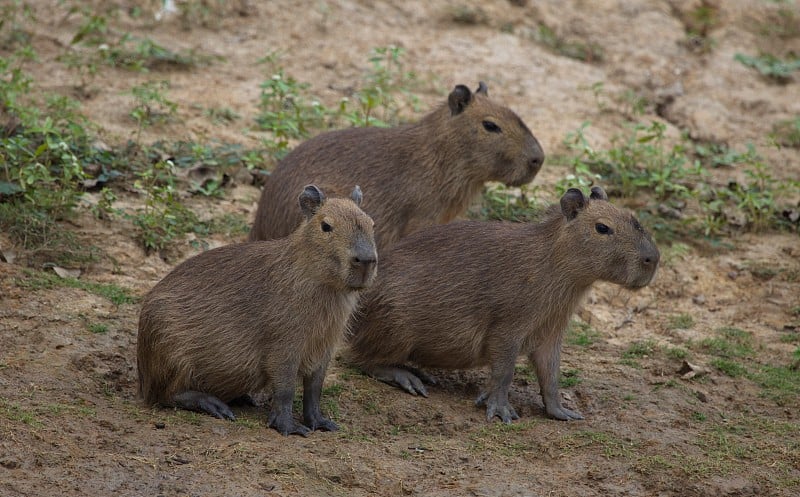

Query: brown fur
[137,185,376,436]
[250,82,545,252]
[346,187,659,422]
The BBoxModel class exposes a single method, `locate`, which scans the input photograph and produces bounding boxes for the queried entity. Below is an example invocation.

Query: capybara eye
[322,221,333,232]
[482,120,501,133]
[595,223,612,235]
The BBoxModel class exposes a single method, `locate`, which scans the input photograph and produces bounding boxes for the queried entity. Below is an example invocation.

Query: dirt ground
[1,1,799,496]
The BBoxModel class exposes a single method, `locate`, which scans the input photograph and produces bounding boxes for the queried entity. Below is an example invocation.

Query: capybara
[346,186,659,422]
[137,185,377,436]
[250,82,545,251]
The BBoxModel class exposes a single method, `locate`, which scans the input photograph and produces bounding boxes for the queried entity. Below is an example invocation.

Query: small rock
[154,421,166,429]
[695,390,708,403]
[692,294,706,305]
[727,271,738,280]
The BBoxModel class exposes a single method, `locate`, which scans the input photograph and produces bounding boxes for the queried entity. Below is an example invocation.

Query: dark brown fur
[137,185,376,436]
[346,187,659,422]
[250,82,545,252]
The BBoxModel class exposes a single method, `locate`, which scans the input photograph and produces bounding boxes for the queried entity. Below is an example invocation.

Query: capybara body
[250,82,545,251]
[347,187,659,422]
[137,185,377,436]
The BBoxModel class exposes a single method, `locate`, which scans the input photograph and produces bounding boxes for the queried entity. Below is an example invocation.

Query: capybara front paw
[546,404,584,421]
[269,411,311,437]
[476,391,520,424]
[305,414,339,432]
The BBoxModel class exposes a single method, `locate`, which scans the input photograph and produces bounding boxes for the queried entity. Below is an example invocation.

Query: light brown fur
[137,185,376,436]
[346,187,659,422]
[250,82,545,252]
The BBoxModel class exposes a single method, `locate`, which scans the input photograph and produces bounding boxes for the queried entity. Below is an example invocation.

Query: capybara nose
[641,247,660,271]
[351,255,377,272]
[528,140,545,173]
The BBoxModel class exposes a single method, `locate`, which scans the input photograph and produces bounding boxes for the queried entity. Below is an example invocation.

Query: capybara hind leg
[172,391,236,420]
[368,365,431,397]
[302,364,338,432]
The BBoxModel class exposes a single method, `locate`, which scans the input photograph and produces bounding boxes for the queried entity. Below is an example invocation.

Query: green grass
[87,322,108,334]
[16,268,137,305]
[668,313,695,330]
[734,52,800,82]
[565,320,602,347]
[0,400,43,428]
[559,368,582,388]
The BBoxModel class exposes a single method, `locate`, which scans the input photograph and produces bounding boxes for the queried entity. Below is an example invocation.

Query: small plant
[711,358,747,377]
[531,23,603,63]
[344,45,419,127]
[770,117,800,148]
[130,80,177,139]
[128,159,202,253]
[471,183,543,222]
[255,69,327,160]
[734,52,800,83]
[560,369,582,388]
[668,313,695,330]
[566,319,601,347]
[88,322,109,334]
[16,268,137,305]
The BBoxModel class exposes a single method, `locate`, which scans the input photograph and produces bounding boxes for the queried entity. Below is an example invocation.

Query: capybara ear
[476,81,489,96]
[448,84,473,116]
[589,186,608,201]
[560,188,587,220]
[299,184,326,220]
[350,185,363,206]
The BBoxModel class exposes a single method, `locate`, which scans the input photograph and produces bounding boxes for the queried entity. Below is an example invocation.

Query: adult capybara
[250,82,545,251]
[346,186,659,422]
[137,185,377,436]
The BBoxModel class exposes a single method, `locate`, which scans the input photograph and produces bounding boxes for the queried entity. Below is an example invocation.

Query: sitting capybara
[137,185,377,436]
[250,82,545,251]
[346,186,659,422]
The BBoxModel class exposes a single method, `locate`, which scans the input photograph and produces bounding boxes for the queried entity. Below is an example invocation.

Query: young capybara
[346,186,659,422]
[249,82,545,251]
[137,185,377,436]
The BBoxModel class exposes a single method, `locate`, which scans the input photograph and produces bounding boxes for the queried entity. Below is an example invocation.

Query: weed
[130,80,177,137]
[16,268,137,305]
[0,400,43,428]
[128,159,202,253]
[560,369,581,388]
[698,327,754,359]
[565,319,602,347]
[623,340,657,359]
[205,106,241,124]
[88,322,109,334]
[668,313,695,330]
[734,52,800,83]
[711,358,748,377]
[530,24,604,63]
[691,411,707,422]
[558,430,635,458]
[770,116,800,148]
[345,45,420,127]
[751,364,800,405]
[558,119,799,238]
[206,212,250,238]
[665,346,690,360]
[0,0,35,49]
[471,183,544,222]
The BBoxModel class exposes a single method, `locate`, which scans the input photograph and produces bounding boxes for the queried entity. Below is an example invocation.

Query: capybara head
[296,185,377,290]
[447,81,545,187]
[556,186,660,289]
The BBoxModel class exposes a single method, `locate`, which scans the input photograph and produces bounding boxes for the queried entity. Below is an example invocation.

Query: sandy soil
[1,1,799,496]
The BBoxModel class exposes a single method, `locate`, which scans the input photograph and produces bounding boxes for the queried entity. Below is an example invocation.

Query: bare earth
[1,1,799,496]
